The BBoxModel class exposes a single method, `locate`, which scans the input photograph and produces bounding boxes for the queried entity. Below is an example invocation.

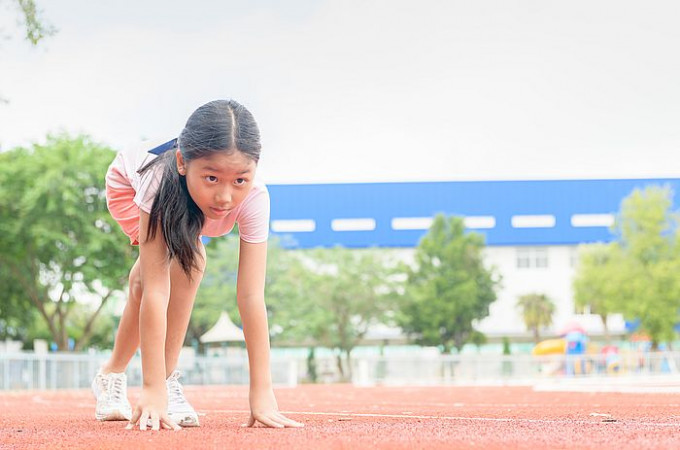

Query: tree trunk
[453,332,465,353]
[599,314,610,344]
[306,347,317,383]
[73,290,114,352]
[345,349,353,381]
[57,306,69,351]
[532,327,540,345]
[335,353,345,380]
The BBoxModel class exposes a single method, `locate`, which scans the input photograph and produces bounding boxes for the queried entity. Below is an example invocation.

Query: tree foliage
[516,293,555,344]
[269,246,398,379]
[614,186,680,347]
[573,185,680,348]
[398,214,499,353]
[0,135,132,350]
[573,244,625,342]
[198,241,399,380]
[3,0,56,45]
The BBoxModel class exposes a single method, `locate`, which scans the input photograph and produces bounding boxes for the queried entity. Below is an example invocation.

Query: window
[516,248,532,268]
[534,248,548,268]
[516,247,549,269]
[570,247,579,268]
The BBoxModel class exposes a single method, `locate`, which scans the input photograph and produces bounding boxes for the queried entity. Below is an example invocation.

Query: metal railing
[0,351,677,390]
[350,351,680,386]
[0,352,298,390]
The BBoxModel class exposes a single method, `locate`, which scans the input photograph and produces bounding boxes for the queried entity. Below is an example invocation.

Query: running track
[1,384,680,449]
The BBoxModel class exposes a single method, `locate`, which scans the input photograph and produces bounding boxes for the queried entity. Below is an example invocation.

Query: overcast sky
[1,0,679,184]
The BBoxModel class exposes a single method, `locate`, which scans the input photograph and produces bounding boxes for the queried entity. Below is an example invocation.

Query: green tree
[265,246,398,380]
[573,244,625,343]
[189,235,301,351]
[0,259,36,339]
[1,0,55,46]
[0,135,132,351]
[188,236,239,350]
[613,186,680,348]
[11,0,55,45]
[399,214,500,353]
[309,247,397,379]
[1,1,55,104]
[573,186,680,349]
[195,240,397,380]
[516,293,556,344]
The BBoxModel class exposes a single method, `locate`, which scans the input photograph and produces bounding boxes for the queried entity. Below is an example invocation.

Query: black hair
[138,99,261,278]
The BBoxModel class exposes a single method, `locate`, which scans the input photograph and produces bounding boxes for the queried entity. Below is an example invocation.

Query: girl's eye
[235,178,246,186]
[206,176,218,183]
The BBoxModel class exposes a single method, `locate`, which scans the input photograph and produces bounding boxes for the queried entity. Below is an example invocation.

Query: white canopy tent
[200,311,245,344]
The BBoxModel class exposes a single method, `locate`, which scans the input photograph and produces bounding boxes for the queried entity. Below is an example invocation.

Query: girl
[92,99,303,431]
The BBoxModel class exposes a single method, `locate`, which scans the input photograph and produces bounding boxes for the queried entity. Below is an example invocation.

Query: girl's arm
[127,210,180,431]
[237,239,303,428]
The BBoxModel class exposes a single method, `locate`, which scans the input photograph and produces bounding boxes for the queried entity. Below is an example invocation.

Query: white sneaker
[91,370,132,421]
[166,370,200,427]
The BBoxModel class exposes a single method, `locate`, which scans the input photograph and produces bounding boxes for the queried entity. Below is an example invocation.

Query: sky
[1,0,679,184]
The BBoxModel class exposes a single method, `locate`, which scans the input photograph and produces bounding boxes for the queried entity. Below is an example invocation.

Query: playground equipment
[531,339,566,356]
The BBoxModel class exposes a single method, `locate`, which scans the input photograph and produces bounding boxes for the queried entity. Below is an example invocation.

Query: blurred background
[1,0,680,389]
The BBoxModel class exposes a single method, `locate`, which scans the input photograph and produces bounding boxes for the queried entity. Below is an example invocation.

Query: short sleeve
[236,185,270,243]
[133,163,163,213]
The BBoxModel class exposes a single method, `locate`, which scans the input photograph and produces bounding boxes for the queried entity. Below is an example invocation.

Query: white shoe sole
[169,411,200,427]
[95,410,132,421]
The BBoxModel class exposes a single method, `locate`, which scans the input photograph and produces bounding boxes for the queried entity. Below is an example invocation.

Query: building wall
[479,245,577,336]
[384,244,626,339]
[267,179,666,339]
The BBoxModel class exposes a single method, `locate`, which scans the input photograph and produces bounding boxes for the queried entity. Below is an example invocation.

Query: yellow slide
[532,338,566,356]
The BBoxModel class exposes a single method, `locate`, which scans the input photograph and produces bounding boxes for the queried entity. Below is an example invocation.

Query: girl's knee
[128,265,143,305]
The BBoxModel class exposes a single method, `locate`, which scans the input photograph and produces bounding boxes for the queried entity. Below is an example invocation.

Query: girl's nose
[216,187,232,204]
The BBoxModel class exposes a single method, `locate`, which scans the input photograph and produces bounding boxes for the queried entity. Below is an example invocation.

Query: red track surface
[1,384,680,449]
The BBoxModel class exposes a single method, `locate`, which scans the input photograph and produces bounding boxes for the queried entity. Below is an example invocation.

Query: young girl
[92,99,303,431]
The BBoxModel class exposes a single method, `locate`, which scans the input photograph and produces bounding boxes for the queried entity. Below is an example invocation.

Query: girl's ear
[176,150,186,175]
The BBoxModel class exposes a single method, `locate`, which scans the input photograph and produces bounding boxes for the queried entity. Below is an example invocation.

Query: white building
[266,178,679,339]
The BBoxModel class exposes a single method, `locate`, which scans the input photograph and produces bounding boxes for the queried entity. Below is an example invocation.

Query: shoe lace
[108,375,125,404]
[167,373,187,406]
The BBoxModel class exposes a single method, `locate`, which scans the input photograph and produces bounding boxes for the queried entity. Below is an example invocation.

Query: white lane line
[203,409,680,427]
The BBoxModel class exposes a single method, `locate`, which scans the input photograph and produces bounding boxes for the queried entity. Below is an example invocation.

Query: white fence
[351,351,680,386]
[1,351,678,390]
[0,352,298,390]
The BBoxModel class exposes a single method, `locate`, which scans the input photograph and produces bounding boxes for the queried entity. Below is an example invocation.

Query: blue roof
[267,178,680,249]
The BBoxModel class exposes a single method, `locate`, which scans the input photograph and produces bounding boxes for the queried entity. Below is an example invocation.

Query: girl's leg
[102,257,143,374]
[164,241,206,377]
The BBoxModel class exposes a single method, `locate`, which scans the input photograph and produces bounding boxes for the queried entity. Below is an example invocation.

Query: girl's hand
[244,387,304,428]
[126,387,181,431]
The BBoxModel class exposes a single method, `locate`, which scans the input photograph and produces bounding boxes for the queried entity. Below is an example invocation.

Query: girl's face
[176,149,257,220]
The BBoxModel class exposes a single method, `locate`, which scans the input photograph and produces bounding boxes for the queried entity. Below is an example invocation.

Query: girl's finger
[255,414,284,429]
[275,413,304,428]
[150,412,160,431]
[139,411,150,431]
[127,408,141,429]
[160,414,181,431]
[242,414,256,428]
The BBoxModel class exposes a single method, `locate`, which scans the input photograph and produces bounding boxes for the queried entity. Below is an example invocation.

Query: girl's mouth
[210,207,230,216]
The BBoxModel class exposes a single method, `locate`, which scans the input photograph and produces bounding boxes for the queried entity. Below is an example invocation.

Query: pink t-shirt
[106,138,270,243]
